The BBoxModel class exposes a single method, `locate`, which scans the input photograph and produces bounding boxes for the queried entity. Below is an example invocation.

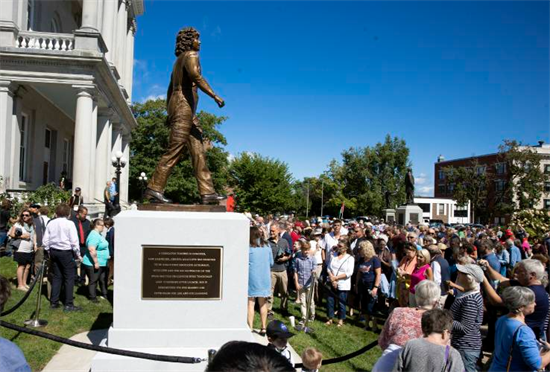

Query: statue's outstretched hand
[215,96,225,108]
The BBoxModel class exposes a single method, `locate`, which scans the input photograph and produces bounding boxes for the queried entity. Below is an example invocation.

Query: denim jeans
[327,289,348,320]
[0,231,11,257]
[459,349,479,372]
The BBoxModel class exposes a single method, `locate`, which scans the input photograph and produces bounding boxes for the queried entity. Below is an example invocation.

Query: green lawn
[258,296,382,372]
[1,256,381,371]
[0,257,113,371]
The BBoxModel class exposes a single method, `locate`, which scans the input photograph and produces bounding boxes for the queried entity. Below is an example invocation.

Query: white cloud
[416,172,427,185]
[418,186,434,196]
[211,25,222,38]
[140,94,166,103]
[227,153,235,162]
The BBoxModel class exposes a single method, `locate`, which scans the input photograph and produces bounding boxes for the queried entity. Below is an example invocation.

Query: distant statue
[144,27,226,204]
[405,168,415,205]
[384,190,395,209]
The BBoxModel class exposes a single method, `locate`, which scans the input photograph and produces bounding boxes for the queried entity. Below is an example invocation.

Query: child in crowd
[301,347,323,372]
[266,320,295,366]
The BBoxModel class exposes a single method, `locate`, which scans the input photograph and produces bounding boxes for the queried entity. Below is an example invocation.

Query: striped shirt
[450,291,483,351]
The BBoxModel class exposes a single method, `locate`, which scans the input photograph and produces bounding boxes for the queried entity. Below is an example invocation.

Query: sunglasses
[22,214,31,217]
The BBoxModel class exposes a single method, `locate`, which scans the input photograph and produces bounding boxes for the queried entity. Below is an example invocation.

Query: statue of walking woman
[144,27,225,204]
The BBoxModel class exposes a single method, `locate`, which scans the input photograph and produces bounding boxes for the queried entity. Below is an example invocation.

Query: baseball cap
[313,228,323,236]
[29,203,41,209]
[456,264,485,283]
[75,187,81,192]
[266,320,294,339]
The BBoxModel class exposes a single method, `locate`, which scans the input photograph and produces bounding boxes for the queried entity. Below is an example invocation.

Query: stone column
[95,110,111,203]
[88,97,98,202]
[115,0,128,81]
[0,0,20,47]
[121,132,131,203]
[0,81,16,190]
[80,0,100,32]
[124,20,136,101]
[72,86,95,199]
[102,0,118,64]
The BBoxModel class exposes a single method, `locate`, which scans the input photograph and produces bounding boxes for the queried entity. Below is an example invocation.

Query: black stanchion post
[24,262,48,328]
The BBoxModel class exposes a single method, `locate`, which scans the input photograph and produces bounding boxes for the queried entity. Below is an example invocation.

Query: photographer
[267,224,292,317]
[8,209,36,291]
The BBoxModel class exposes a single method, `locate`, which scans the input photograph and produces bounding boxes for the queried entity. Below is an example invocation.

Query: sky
[132,1,550,196]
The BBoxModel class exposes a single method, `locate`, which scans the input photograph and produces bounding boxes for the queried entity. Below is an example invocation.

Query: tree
[442,159,488,223]
[325,135,410,217]
[497,140,548,215]
[228,152,294,215]
[129,98,230,204]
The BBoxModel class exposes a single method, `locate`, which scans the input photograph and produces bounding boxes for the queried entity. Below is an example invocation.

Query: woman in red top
[408,249,433,307]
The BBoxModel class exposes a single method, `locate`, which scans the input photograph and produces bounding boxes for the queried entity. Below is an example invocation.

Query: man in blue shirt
[480,240,500,288]
[0,276,31,372]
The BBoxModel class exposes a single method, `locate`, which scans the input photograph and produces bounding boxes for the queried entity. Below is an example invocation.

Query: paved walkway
[42,329,301,372]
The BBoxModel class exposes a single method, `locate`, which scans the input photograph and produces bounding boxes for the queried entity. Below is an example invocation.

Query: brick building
[434,142,550,225]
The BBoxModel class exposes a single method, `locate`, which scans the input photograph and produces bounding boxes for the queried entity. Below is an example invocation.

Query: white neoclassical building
[0,0,143,211]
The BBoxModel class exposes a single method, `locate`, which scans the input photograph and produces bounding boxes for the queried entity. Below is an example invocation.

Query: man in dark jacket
[71,206,91,285]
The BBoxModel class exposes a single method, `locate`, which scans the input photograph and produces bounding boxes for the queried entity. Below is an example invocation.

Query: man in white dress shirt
[43,204,81,312]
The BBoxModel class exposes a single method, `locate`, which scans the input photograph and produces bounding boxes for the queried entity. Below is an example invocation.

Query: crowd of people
[247,214,550,371]
[0,199,116,312]
[2,197,550,371]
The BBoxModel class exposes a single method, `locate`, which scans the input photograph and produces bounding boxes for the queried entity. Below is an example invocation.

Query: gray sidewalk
[42,328,301,372]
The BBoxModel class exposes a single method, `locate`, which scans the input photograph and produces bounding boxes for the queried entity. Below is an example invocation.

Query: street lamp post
[138,172,148,202]
[111,151,127,209]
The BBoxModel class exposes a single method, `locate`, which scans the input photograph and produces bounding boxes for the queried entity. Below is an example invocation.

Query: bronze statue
[144,27,225,204]
[405,168,415,205]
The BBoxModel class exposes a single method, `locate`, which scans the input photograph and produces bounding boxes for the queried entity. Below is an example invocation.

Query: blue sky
[133,1,549,196]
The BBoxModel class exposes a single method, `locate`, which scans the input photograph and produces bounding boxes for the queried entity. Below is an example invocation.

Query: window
[27,0,35,31]
[63,139,72,176]
[19,114,29,181]
[545,182,550,193]
[495,179,506,192]
[495,162,506,175]
[448,183,455,192]
[545,200,550,210]
[438,170,445,180]
[545,165,550,174]
[438,204,445,215]
[418,203,430,213]
[50,11,62,33]
[438,184,446,194]
[45,128,51,149]
[476,165,486,175]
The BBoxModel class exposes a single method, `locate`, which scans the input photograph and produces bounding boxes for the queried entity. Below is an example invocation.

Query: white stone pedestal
[383,208,396,223]
[396,204,423,225]
[91,210,254,371]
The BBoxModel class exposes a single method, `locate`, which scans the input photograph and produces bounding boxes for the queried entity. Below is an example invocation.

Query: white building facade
[414,196,471,225]
[0,0,143,210]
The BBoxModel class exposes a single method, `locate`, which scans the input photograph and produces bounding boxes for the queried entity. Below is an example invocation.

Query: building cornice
[0,49,137,131]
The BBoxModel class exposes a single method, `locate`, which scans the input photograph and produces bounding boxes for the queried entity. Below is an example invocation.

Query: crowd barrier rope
[0,262,383,368]
[1,262,45,317]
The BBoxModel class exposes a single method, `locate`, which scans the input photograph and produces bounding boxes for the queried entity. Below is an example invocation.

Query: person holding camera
[8,209,36,291]
[267,224,292,317]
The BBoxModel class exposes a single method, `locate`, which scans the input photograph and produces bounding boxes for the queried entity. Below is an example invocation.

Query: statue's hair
[175,27,200,56]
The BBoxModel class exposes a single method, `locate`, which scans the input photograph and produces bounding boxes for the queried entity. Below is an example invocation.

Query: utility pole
[306,181,310,218]
[320,180,324,217]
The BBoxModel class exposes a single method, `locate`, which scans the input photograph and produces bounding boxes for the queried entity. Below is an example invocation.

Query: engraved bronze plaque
[142,245,223,300]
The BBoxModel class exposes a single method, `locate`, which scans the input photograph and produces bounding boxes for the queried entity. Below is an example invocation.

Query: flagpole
[321,180,324,217]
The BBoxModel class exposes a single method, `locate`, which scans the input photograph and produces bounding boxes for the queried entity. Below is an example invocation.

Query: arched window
[50,11,62,33]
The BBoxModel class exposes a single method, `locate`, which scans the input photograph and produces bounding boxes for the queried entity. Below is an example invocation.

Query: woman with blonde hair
[408,249,433,307]
[355,240,381,331]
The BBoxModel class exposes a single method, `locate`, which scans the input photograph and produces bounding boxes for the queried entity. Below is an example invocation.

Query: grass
[255,295,382,372]
[0,257,113,371]
[1,256,381,371]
